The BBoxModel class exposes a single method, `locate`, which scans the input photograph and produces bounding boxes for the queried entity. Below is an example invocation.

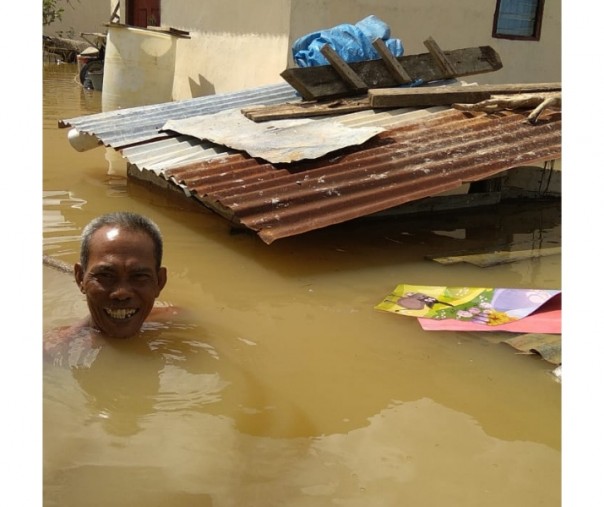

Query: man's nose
[110,279,134,299]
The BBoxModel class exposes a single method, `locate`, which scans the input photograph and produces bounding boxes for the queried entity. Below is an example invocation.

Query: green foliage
[43,0,76,27]
[43,0,63,26]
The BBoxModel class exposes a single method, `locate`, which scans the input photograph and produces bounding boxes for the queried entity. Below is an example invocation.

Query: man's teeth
[105,308,137,319]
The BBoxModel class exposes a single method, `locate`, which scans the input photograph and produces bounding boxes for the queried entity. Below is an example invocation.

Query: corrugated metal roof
[59,82,301,148]
[147,107,560,243]
[119,105,448,173]
[59,82,561,244]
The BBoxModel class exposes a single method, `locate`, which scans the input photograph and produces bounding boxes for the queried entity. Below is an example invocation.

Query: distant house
[80,1,561,101]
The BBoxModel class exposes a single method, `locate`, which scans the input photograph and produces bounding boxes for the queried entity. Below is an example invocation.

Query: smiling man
[74,211,168,338]
[44,212,175,357]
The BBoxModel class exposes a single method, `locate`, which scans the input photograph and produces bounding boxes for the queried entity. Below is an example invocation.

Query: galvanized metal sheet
[59,82,301,148]
[162,108,384,163]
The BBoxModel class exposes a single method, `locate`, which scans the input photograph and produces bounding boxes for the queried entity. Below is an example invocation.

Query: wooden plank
[369,82,561,108]
[320,44,368,92]
[242,97,372,122]
[372,38,412,84]
[504,333,561,365]
[371,88,491,108]
[423,36,457,77]
[242,83,560,121]
[429,246,561,267]
[280,45,503,100]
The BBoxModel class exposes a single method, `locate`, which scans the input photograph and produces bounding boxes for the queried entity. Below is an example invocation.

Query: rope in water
[43,255,73,274]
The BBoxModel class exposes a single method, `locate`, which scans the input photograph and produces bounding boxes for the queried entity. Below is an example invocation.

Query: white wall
[84,0,561,99]
[287,0,561,85]
[161,0,292,98]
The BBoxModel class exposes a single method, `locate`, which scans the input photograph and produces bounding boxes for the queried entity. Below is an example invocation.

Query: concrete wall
[287,0,561,85]
[161,0,292,98]
[56,0,560,100]
[160,0,559,99]
[43,0,112,38]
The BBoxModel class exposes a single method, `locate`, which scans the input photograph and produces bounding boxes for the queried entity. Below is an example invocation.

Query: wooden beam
[423,36,457,77]
[372,38,412,84]
[320,44,368,92]
[369,83,561,108]
[280,45,503,100]
[242,97,372,122]
[371,88,490,108]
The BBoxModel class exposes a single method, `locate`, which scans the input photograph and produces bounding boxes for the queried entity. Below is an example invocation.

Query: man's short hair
[80,212,163,271]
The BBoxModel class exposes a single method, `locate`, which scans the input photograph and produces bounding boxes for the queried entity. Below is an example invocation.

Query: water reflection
[45,322,221,436]
[43,380,560,506]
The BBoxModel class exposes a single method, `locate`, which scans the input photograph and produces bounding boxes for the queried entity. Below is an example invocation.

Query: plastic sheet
[292,15,404,67]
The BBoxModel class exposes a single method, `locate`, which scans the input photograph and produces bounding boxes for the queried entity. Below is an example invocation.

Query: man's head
[74,212,167,338]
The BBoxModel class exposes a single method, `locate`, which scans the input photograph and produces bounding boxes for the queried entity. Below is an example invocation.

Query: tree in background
[43,0,74,27]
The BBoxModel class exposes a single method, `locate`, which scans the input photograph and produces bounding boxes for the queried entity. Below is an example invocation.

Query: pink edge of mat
[418,308,561,333]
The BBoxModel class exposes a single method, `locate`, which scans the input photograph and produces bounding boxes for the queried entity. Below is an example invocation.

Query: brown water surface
[43,63,561,507]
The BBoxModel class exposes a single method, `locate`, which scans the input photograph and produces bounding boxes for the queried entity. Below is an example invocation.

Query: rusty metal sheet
[133,107,561,244]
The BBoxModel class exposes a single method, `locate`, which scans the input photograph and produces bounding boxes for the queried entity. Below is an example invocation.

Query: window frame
[492,0,545,41]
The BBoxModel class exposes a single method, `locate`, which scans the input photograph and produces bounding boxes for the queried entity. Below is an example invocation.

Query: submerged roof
[60,82,561,244]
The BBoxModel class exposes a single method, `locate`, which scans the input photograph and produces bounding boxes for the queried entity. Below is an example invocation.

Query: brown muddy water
[42,63,561,506]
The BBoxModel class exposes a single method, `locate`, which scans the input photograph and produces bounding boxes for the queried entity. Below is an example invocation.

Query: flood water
[42,63,561,506]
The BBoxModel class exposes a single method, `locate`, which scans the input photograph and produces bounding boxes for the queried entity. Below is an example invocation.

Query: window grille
[493,0,544,40]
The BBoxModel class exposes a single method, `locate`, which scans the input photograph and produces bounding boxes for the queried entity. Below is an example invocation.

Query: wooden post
[320,44,368,93]
[423,36,457,77]
[372,38,413,84]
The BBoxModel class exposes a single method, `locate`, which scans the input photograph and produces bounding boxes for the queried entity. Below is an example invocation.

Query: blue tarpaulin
[292,15,404,68]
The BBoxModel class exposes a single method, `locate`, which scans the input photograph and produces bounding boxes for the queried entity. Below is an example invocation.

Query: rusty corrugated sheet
[131,106,560,244]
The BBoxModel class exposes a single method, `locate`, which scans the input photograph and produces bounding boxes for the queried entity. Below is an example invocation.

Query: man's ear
[74,263,85,293]
[157,267,167,293]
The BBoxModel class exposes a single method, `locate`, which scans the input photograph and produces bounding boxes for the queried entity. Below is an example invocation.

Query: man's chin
[97,316,145,339]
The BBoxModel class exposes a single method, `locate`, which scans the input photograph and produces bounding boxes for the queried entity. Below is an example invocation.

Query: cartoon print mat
[375,285,561,332]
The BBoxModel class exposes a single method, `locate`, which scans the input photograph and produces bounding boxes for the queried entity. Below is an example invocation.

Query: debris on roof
[281,37,503,100]
[240,82,561,122]
[368,83,561,108]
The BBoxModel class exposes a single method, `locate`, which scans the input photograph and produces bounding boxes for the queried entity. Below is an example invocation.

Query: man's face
[74,225,167,338]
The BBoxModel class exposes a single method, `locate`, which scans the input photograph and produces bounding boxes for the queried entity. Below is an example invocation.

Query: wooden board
[429,246,561,267]
[369,83,561,108]
[242,82,562,122]
[242,97,372,122]
[280,45,503,100]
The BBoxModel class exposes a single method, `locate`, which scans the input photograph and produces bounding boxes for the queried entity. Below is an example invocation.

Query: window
[493,0,545,40]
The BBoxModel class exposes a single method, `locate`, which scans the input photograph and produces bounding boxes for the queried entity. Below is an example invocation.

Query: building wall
[43,0,112,38]
[161,0,292,98]
[287,0,561,86]
[160,0,559,99]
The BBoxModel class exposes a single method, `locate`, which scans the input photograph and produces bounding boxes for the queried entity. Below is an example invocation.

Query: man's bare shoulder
[43,318,94,355]
[43,305,193,357]
[148,304,192,322]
